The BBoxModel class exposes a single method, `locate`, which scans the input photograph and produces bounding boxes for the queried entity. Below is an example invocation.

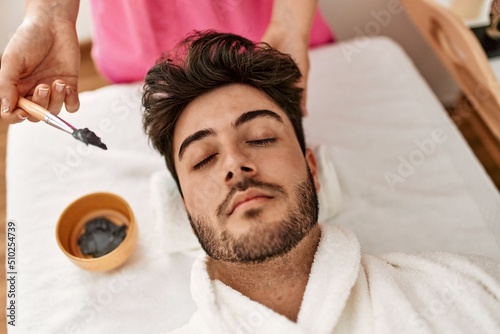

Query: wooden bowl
[56,192,138,271]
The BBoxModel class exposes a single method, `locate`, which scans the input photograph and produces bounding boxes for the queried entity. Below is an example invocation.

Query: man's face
[173,84,320,263]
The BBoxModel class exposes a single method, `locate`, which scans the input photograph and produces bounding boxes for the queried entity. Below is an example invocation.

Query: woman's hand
[0,8,81,124]
[262,22,310,116]
[261,0,318,117]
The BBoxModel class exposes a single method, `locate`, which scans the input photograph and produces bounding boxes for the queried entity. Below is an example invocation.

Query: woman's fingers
[47,80,67,114]
[31,80,79,119]
[26,84,52,122]
[47,80,80,114]
[32,85,50,110]
[1,106,30,124]
[64,84,80,113]
[2,80,78,124]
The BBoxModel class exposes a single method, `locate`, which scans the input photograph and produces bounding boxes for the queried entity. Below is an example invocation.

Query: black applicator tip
[72,128,108,150]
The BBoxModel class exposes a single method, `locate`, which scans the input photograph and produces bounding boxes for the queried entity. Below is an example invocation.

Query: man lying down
[142,31,500,333]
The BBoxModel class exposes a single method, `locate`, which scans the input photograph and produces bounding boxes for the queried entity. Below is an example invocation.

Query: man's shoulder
[358,251,500,331]
[362,250,500,278]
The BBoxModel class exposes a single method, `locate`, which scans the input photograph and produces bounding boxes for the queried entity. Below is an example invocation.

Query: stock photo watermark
[236,307,273,334]
[340,0,404,62]
[401,276,471,333]
[6,220,18,327]
[57,269,135,334]
[384,128,448,191]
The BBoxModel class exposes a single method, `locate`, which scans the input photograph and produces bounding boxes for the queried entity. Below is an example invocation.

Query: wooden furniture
[402,0,500,169]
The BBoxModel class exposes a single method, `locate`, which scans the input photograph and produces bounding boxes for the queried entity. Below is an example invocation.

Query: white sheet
[6,37,500,333]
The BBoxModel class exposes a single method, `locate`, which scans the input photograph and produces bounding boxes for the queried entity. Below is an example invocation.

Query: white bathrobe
[169,224,500,334]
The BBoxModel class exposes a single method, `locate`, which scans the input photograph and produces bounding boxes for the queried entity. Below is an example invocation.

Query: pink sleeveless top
[89,0,334,83]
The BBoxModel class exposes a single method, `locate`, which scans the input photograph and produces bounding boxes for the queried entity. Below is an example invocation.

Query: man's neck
[206,225,322,322]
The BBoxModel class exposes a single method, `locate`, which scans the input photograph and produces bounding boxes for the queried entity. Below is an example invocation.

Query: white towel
[150,145,342,254]
[169,224,500,334]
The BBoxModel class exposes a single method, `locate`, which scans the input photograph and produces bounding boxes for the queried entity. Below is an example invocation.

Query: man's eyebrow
[178,110,283,161]
[233,109,283,128]
[178,128,216,160]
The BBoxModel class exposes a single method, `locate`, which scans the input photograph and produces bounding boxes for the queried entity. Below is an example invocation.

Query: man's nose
[223,146,257,184]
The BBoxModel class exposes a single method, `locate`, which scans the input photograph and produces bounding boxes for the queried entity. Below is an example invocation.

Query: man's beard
[187,167,319,263]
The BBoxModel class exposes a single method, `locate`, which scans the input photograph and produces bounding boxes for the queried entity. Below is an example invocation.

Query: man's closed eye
[247,138,277,146]
[193,154,217,171]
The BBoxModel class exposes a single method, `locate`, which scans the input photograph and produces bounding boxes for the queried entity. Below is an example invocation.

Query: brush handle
[17,96,49,121]
[17,96,76,135]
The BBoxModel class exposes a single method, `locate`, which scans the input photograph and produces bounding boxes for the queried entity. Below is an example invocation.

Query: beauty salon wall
[318,0,459,106]
[0,0,458,106]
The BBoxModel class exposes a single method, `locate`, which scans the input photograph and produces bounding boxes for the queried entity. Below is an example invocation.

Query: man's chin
[222,221,303,263]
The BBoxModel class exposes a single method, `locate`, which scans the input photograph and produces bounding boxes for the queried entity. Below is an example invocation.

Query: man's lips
[227,189,273,216]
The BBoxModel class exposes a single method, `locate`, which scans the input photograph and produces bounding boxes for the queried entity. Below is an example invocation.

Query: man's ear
[305,148,320,192]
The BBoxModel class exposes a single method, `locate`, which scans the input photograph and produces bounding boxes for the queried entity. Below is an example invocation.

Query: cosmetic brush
[17,96,107,150]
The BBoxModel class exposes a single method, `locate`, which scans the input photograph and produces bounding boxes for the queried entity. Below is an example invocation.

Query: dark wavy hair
[142,31,305,194]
